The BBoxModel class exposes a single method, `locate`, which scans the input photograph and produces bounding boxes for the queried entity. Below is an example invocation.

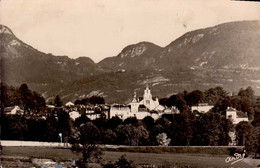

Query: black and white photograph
[0,0,260,167]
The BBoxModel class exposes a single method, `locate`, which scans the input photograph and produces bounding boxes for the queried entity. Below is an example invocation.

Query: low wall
[0,140,71,148]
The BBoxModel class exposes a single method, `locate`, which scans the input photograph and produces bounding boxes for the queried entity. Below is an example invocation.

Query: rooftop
[237,111,248,118]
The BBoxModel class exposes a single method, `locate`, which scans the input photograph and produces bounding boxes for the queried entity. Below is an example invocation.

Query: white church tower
[130,91,139,113]
[129,77,160,113]
[143,80,152,109]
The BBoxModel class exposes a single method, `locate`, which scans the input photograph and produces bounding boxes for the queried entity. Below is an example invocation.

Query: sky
[1,0,260,62]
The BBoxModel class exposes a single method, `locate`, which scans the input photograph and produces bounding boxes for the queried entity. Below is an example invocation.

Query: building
[226,107,249,146]
[129,83,164,113]
[226,107,249,125]
[65,102,74,107]
[164,106,180,114]
[110,104,131,120]
[109,81,166,120]
[69,111,80,121]
[4,106,23,115]
[191,103,214,113]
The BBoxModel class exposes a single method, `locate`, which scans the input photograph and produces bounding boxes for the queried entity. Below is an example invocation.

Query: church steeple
[144,76,152,100]
[132,91,137,103]
[146,76,149,89]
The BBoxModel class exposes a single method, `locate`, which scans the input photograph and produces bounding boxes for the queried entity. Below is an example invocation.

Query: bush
[103,155,136,168]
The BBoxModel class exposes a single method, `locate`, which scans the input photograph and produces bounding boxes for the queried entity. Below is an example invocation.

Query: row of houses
[4,85,249,125]
[3,79,249,125]
[4,82,249,146]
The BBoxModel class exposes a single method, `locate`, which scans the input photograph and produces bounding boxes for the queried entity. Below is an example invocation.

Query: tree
[19,83,32,110]
[74,115,91,127]
[252,98,260,127]
[150,124,164,145]
[115,124,148,146]
[32,91,46,108]
[159,98,168,106]
[191,112,232,146]
[245,126,260,158]
[89,96,105,105]
[204,113,222,146]
[45,114,58,142]
[70,122,103,167]
[204,87,228,105]
[26,118,47,141]
[235,121,253,146]
[103,155,135,168]
[169,114,189,146]
[142,116,155,131]
[230,97,242,111]
[102,129,117,144]
[238,87,255,119]
[106,116,122,130]
[123,117,139,127]
[54,95,63,107]
[175,96,188,113]
[166,94,177,107]
[7,115,28,140]
[212,98,231,114]
[156,133,171,146]
[57,111,72,142]
[114,155,135,168]
[218,117,233,146]
[80,122,100,144]
[185,90,204,106]
[1,84,8,107]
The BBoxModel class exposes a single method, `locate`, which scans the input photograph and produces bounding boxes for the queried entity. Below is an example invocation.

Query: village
[4,83,249,124]
[3,81,251,147]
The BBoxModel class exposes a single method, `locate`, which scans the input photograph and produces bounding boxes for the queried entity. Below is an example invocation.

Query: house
[86,113,103,120]
[86,111,109,120]
[226,107,249,125]
[4,106,23,115]
[110,104,131,120]
[226,107,249,146]
[191,103,214,113]
[65,102,75,107]
[69,111,80,121]
[164,106,180,114]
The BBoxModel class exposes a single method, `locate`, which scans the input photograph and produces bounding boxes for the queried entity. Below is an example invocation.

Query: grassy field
[1,146,260,168]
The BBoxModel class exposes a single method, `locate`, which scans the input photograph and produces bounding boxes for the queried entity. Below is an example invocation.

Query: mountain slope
[159,20,260,70]
[98,42,163,71]
[99,20,260,71]
[0,25,104,87]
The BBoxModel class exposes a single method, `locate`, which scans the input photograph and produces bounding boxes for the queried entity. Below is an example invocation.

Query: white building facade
[191,103,214,113]
[226,107,249,125]
[109,83,165,120]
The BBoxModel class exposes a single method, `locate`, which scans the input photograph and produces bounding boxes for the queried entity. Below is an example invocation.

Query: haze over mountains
[1,20,260,103]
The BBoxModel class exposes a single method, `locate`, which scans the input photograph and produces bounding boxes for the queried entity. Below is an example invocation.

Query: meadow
[1,146,260,168]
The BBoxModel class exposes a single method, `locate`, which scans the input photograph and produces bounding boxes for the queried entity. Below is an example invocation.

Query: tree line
[1,83,46,111]
[0,110,232,146]
[1,84,260,157]
[159,86,255,119]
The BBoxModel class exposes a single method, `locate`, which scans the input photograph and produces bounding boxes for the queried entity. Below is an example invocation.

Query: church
[129,82,163,113]
[110,81,165,120]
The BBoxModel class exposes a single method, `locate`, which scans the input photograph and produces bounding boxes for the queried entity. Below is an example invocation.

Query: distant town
[2,81,258,149]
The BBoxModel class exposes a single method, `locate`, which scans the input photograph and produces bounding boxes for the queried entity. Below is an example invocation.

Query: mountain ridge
[99,20,260,71]
[1,20,260,103]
